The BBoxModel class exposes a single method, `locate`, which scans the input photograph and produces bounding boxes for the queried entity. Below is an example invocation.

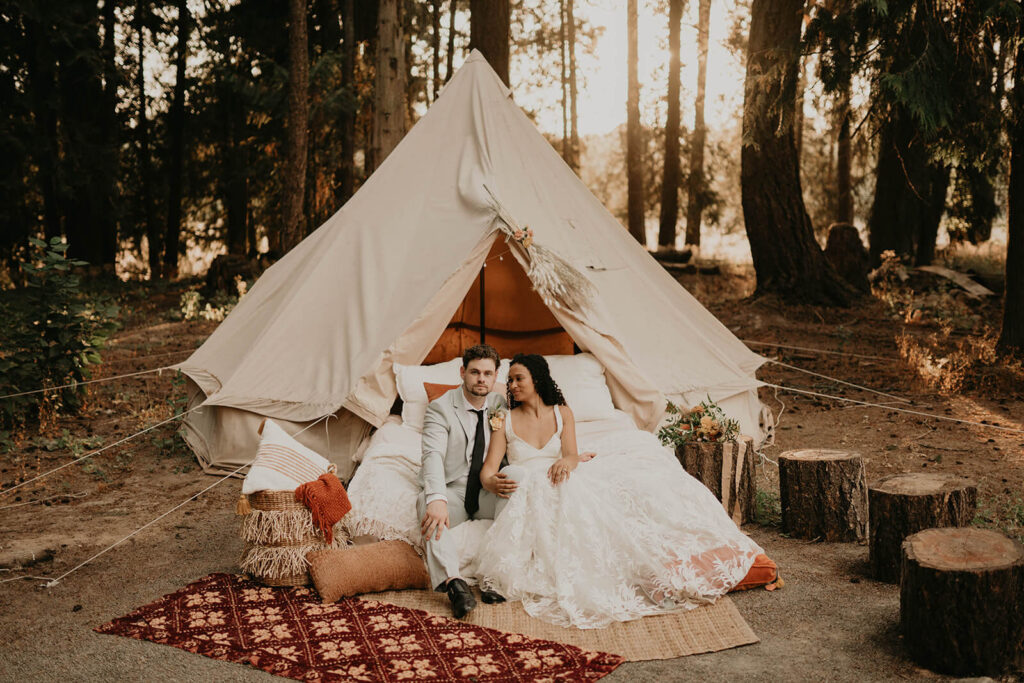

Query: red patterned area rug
[96,573,623,681]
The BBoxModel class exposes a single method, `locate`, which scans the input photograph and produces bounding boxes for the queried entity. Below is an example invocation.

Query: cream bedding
[343,409,643,565]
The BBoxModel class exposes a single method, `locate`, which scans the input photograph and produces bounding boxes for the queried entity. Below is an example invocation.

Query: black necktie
[464,409,486,517]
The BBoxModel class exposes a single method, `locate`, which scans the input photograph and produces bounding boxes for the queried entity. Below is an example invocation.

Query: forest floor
[1,264,1023,682]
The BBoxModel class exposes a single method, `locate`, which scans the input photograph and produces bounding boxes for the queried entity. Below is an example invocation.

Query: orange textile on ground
[731,554,780,592]
[294,472,352,544]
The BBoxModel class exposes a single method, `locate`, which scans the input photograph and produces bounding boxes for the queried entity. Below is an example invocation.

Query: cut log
[676,436,756,524]
[901,527,1024,676]
[778,449,867,541]
[869,473,977,582]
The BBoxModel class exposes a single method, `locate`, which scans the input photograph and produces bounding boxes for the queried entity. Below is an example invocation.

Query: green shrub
[0,238,119,430]
[754,488,782,527]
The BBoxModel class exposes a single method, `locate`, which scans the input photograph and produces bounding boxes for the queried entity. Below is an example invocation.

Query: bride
[475,353,764,629]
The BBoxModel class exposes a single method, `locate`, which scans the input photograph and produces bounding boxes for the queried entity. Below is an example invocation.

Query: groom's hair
[462,344,500,370]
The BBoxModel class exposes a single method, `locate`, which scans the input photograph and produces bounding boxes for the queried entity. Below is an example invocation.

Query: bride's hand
[578,452,596,462]
[483,471,518,499]
[548,455,579,485]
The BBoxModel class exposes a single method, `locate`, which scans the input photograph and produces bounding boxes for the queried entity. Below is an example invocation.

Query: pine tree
[626,0,646,245]
[741,0,854,305]
[657,0,684,248]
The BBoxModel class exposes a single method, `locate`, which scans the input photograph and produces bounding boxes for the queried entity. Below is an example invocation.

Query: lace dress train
[474,407,763,629]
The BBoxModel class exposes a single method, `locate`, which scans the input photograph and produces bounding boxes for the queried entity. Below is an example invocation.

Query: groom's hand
[484,472,518,499]
[421,500,449,541]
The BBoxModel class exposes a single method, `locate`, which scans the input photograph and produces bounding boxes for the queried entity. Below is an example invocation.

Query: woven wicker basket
[238,489,346,587]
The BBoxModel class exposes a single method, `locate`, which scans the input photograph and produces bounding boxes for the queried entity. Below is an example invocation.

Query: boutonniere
[488,406,507,431]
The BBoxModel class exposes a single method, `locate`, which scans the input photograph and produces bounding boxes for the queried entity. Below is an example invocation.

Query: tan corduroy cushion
[307,541,430,603]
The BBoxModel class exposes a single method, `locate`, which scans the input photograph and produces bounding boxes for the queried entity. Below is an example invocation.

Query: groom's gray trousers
[417,464,527,590]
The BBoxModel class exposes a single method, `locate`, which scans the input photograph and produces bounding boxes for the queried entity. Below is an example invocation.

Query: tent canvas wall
[178,51,768,480]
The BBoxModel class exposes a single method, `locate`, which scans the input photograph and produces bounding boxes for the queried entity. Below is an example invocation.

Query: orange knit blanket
[294,472,352,544]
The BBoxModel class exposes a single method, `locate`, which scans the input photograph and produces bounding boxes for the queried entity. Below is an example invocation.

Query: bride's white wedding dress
[475,407,763,629]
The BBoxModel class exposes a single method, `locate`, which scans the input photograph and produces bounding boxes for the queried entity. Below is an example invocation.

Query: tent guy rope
[764,359,912,404]
[742,339,900,363]
[0,364,178,401]
[0,405,202,496]
[100,348,195,366]
[37,460,253,588]
[763,383,1024,435]
[2,415,333,588]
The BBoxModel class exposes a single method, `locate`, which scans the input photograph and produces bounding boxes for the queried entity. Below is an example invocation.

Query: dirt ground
[1,269,1023,682]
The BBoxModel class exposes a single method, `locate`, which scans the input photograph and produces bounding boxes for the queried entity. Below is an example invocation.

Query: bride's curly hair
[507,354,566,409]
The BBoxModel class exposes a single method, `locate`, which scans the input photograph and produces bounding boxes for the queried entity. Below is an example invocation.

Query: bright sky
[523,0,746,136]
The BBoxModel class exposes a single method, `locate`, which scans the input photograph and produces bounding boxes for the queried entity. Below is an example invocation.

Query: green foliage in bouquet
[657,398,740,449]
[0,238,119,431]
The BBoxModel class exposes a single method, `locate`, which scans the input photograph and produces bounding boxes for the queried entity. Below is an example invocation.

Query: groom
[418,344,516,618]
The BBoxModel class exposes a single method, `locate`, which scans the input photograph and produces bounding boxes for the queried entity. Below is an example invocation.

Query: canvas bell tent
[177,51,768,479]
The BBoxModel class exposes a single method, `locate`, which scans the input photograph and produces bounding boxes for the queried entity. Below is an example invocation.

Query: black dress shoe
[446,578,477,619]
[480,589,506,604]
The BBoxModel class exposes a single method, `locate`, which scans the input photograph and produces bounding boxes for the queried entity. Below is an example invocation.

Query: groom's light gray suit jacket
[420,387,507,505]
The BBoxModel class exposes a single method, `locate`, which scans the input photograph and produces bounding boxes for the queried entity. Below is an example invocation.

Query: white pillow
[242,419,333,494]
[393,358,463,432]
[394,357,510,432]
[543,353,617,422]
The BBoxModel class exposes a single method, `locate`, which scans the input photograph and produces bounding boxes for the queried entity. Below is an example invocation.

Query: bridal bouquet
[658,398,740,448]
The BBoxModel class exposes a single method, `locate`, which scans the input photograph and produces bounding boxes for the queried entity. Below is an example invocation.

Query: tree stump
[778,449,867,541]
[676,436,756,524]
[869,473,977,582]
[824,222,870,292]
[901,527,1024,676]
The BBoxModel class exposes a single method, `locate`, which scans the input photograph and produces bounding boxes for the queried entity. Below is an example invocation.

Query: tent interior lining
[424,238,575,364]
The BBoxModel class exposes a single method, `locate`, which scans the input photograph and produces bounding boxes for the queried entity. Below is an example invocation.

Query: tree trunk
[469,0,509,86]
[999,39,1024,356]
[446,0,457,83]
[869,473,977,583]
[224,77,249,256]
[834,6,853,225]
[560,0,569,163]
[684,0,710,248]
[778,449,868,541]
[657,0,684,248]
[57,0,113,266]
[567,0,579,172]
[369,0,406,173]
[336,0,356,205]
[136,0,161,278]
[431,0,441,101]
[916,162,950,266]
[626,0,646,245]
[795,48,805,163]
[280,0,309,254]
[24,15,61,242]
[97,0,119,265]
[163,0,189,279]
[836,92,853,224]
[741,0,853,305]
[868,110,948,266]
[901,528,1024,676]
